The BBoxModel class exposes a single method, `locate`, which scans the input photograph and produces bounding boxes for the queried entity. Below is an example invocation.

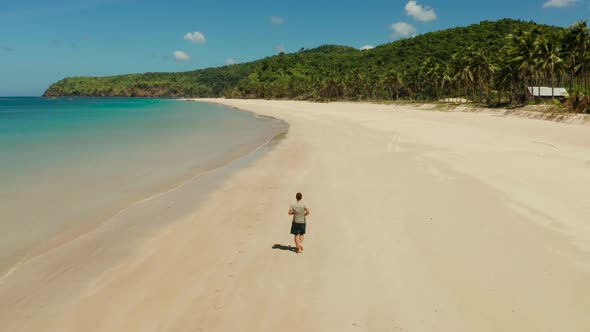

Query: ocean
[0,97,285,277]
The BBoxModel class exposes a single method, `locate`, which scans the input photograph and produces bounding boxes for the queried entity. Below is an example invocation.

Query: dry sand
[1,99,589,332]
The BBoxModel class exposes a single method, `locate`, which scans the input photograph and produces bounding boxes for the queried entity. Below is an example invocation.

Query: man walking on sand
[289,192,310,254]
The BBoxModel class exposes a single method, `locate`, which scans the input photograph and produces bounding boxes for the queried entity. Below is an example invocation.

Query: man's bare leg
[294,235,301,253]
[300,235,304,251]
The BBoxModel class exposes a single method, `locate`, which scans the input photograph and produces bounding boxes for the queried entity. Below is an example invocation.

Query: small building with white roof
[527,87,569,100]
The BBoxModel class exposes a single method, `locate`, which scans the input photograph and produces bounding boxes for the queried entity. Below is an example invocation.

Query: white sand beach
[1,99,589,332]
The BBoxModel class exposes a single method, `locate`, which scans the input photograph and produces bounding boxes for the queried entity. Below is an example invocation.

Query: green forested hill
[44,18,589,112]
[360,19,552,68]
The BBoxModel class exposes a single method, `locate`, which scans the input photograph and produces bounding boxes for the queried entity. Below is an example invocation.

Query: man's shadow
[272,244,296,253]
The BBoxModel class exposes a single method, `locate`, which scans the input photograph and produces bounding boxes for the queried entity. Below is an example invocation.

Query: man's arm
[289,207,295,215]
[305,208,310,216]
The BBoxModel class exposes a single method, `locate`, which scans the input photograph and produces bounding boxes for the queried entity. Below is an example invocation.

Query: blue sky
[0,0,588,96]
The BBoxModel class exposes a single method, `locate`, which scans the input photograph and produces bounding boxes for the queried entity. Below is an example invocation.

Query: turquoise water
[0,98,284,275]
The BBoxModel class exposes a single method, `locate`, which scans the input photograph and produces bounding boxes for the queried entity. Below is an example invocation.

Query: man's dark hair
[296,192,302,200]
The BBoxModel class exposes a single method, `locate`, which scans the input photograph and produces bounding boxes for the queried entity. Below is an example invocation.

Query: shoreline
[0,118,286,282]
[0,100,287,280]
[38,96,590,125]
[2,99,589,332]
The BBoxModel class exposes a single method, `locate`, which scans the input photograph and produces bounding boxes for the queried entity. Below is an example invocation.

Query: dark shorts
[290,222,306,235]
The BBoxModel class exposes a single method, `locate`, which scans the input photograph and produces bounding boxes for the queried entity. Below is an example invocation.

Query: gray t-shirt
[291,201,306,224]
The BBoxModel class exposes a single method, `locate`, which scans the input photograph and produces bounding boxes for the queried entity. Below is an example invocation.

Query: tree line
[44,19,590,113]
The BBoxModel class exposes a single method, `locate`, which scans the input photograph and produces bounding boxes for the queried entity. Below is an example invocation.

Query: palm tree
[451,51,472,101]
[535,33,564,100]
[421,57,438,100]
[436,63,452,101]
[382,69,403,100]
[506,28,540,101]
[496,52,519,103]
[570,21,590,95]
[560,21,589,96]
[464,48,498,102]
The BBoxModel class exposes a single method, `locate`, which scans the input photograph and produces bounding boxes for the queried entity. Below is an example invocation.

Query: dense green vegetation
[44,19,590,113]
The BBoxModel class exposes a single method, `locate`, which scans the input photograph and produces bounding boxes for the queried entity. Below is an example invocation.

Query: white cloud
[390,22,417,38]
[225,58,237,65]
[542,0,578,7]
[275,44,285,53]
[405,0,437,22]
[183,31,206,44]
[270,16,284,24]
[360,45,374,50]
[173,50,191,61]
